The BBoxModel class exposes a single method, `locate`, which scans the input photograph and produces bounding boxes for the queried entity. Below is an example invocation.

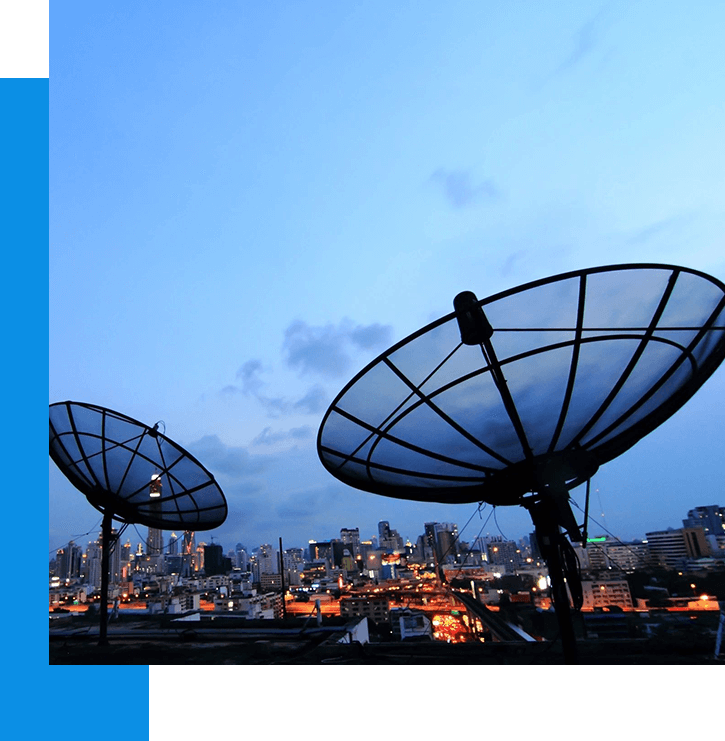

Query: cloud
[223,320,388,421]
[187,434,267,478]
[252,384,329,419]
[252,425,314,446]
[256,394,293,418]
[218,360,268,396]
[236,359,266,395]
[627,214,694,245]
[350,323,394,350]
[500,250,528,278]
[293,384,329,414]
[220,370,329,419]
[557,15,600,72]
[431,168,500,208]
[551,6,617,78]
[282,318,393,378]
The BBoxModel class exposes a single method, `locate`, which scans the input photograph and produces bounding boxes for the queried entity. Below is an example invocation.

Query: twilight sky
[49,1,725,558]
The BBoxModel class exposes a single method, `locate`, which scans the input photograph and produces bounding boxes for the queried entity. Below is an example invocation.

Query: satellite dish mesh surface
[318,264,725,506]
[49,401,227,531]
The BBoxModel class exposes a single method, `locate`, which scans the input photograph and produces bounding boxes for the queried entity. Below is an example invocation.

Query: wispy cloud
[549,4,621,80]
[293,384,329,414]
[556,13,602,74]
[431,168,500,209]
[282,318,393,378]
[628,214,694,245]
[252,425,313,446]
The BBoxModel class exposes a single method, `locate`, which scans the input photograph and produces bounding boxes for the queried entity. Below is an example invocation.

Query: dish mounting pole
[99,510,114,646]
[455,292,583,663]
[525,491,582,664]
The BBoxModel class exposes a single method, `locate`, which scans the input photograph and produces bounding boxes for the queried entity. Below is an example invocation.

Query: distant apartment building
[301,561,328,586]
[250,543,278,586]
[645,528,709,569]
[683,505,725,557]
[485,536,523,569]
[282,548,305,587]
[581,578,634,610]
[683,505,725,537]
[147,592,201,614]
[260,572,282,591]
[575,537,647,574]
[213,591,282,618]
[340,595,390,625]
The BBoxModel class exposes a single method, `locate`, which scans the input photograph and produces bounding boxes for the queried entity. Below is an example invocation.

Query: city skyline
[50,4,725,565]
[52,501,722,566]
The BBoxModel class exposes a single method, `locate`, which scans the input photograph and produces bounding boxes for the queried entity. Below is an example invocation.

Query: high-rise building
[485,536,521,568]
[86,537,103,590]
[195,543,205,573]
[234,543,249,570]
[147,473,164,556]
[204,543,227,576]
[56,541,83,581]
[378,521,404,552]
[120,540,134,580]
[437,524,459,563]
[340,527,360,557]
[182,530,196,575]
[423,522,459,564]
[256,544,278,575]
[281,547,305,586]
[683,505,724,537]
[108,528,122,583]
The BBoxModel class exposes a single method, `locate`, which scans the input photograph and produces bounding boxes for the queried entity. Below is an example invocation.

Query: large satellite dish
[49,401,228,643]
[318,264,725,661]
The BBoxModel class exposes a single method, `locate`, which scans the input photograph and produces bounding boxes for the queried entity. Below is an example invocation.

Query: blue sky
[49,1,725,558]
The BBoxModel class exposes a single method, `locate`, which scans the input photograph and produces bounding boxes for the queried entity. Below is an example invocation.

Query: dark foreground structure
[50,613,724,665]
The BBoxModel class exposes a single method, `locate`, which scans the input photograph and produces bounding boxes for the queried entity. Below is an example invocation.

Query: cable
[437,501,488,564]
[570,499,646,570]
[493,506,508,540]
[49,517,103,555]
[442,504,496,584]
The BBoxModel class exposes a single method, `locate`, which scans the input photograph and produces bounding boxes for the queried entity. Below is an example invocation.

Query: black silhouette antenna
[49,401,228,645]
[317,263,725,663]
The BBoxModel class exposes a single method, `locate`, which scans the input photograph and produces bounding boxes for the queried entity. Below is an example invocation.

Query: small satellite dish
[317,264,725,661]
[49,401,228,643]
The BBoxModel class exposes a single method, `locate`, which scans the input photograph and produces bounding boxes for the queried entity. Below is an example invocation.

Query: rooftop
[50,612,724,665]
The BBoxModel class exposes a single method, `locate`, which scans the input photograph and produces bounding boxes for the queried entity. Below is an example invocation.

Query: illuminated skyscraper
[378,520,404,551]
[147,473,164,556]
[340,527,360,557]
[182,530,196,575]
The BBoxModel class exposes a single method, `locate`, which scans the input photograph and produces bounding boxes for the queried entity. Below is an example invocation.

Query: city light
[149,473,162,498]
